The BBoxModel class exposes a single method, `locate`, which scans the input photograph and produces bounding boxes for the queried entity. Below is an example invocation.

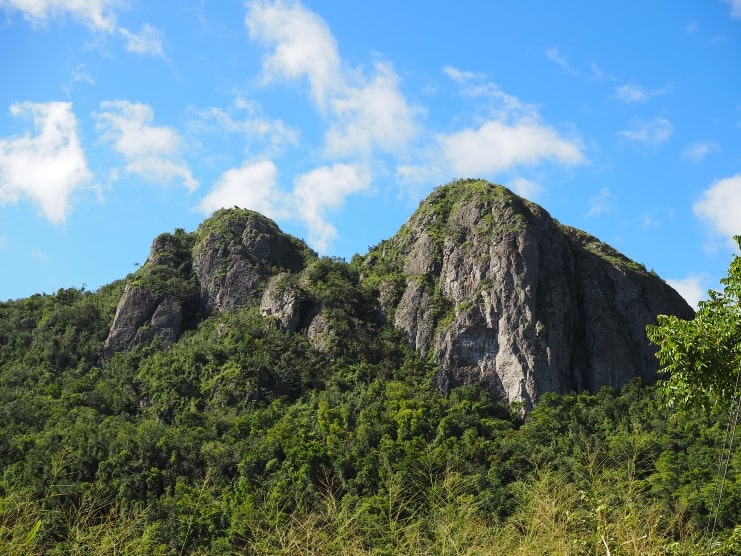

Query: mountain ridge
[103,179,693,407]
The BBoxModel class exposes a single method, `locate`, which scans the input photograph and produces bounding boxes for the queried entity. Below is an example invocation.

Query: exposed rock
[192,209,313,313]
[360,179,694,408]
[102,284,182,357]
[260,273,304,333]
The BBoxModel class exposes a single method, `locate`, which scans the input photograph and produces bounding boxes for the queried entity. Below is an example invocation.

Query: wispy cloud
[545,46,578,75]
[0,101,91,224]
[693,174,741,243]
[618,117,673,145]
[95,100,198,190]
[724,0,741,19]
[586,187,614,218]
[613,84,648,103]
[682,141,720,161]
[2,0,167,57]
[61,63,95,96]
[612,82,670,104]
[119,24,166,58]
[190,99,299,157]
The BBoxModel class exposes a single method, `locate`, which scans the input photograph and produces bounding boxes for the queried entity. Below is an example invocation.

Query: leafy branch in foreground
[648,236,741,412]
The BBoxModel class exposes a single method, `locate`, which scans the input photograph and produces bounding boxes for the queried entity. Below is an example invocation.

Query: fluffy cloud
[667,275,706,310]
[246,0,341,108]
[198,160,285,218]
[199,160,369,253]
[95,100,197,190]
[246,0,420,158]
[693,174,741,241]
[399,68,585,184]
[440,120,584,177]
[0,0,119,31]
[325,62,420,158]
[0,101,91,224]
[292,164,370,250]
[618,117,673,145]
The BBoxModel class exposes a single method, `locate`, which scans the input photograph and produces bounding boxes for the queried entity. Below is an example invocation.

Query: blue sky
[1,1,740,307]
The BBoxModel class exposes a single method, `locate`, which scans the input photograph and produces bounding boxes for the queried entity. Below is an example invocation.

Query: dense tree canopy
[0,255,739,553]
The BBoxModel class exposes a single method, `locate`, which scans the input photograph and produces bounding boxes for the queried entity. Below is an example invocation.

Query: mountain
[103,179,693,408]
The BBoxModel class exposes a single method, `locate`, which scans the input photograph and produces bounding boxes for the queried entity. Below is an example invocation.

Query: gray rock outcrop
[359,180,694,408]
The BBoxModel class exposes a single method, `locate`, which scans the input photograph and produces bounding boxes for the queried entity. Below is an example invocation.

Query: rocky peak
[103,209,316,357]
[358,179,693,408]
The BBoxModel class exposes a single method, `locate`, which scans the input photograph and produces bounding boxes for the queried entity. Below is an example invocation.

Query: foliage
[1,262,739,552]
[647,236,741,412]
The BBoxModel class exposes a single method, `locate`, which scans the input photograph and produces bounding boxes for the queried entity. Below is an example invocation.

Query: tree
[647,236,741,412]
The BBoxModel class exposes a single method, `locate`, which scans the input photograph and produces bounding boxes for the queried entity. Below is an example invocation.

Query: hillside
[1,179,737,554]
[104,179,692,407]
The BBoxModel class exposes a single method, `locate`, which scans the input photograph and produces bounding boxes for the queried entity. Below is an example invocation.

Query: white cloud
[667,275,706,310]
[95,100,197,190]
[246,0,341,108]
[618,117,673,145]
[586,187,614,218]
[693,174,741,241]
[0,235,7,250]
[0,101,91,224]
[198,159,286,218]
[439,120,585,177]
[325,61,421,158]
[545,46,578,75]
[724,0,741,19]
[682,141,720,161]
[399,69,585,184]
[510,177,543,200]
[199,160,370,253]
[119,24,165,57]
[0,0,120,31]
[613,84,647,103]
[246,0,421,158]
[291,163,370,250]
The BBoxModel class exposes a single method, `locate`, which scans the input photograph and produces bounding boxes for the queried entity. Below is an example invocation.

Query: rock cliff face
[103,210,316,357]
[103,180,693,407]
[358,180,694,408]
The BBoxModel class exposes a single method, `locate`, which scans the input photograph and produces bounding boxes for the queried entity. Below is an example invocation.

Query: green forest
[1,238,740,554]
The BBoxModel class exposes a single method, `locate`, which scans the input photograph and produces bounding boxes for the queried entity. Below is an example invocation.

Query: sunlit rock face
[359,180,694,408]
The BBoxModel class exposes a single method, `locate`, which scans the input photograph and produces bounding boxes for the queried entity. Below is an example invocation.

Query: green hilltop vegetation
[1,185,740,554]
